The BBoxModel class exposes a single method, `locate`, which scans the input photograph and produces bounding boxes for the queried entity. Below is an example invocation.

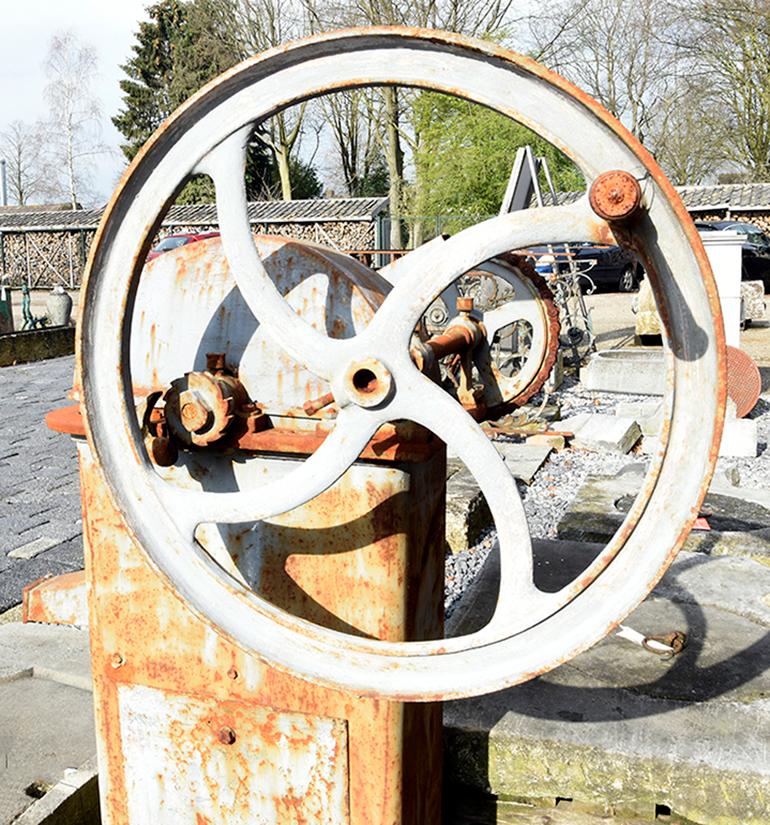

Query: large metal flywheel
[78,29,726,700]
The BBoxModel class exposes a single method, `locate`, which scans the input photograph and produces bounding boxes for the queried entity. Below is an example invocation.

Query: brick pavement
[0,356,83,611]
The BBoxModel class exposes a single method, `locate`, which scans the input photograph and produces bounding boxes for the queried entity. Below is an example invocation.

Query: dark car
[695,220,770,291]
[146,231,221,262]
[529,242,644,292]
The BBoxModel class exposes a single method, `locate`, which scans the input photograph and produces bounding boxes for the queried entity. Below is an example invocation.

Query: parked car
[146,231,221,262]
[695,220,770,291]
[529,242,644,292]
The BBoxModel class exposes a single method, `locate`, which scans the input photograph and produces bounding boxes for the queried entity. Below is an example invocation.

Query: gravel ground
[445,371,770,616]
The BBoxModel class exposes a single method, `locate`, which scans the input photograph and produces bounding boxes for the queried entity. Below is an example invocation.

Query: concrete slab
[581,348,666,395]
[445,540,770,824]
[0,622,94,823]
[570,415,641,454]
[494,442,552,485]
[0,674,94,823]
[557,466,770,563]
[0,622,91,690]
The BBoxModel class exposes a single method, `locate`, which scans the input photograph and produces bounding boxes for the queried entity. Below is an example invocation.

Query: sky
[0,0,151,205]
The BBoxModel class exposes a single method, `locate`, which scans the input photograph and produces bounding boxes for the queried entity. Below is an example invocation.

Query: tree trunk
[383,87,404,250]
[275,147,293,200]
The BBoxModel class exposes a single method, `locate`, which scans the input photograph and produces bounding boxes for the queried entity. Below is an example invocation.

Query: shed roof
[538,182,770,212]
[0,196,388,232]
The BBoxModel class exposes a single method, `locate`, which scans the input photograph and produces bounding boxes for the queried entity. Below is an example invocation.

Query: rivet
[110,653,124,669]
[218,726,237,745]
[227,667,239,680]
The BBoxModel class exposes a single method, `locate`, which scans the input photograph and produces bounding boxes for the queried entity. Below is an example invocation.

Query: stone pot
[46,285,73,327]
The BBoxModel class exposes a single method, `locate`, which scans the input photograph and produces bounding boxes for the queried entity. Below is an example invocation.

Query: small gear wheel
[164,371,237,447]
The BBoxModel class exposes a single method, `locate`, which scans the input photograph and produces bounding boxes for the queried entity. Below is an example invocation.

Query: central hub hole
[352,367,378,394]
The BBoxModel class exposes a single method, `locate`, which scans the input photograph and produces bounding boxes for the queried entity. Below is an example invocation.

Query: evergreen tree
[113,0,285,202]
[112,0,187,163]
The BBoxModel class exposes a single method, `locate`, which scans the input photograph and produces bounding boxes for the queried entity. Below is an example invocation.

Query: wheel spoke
[388,365,542,620]
[196,129,347,380]
[152,404,384,535]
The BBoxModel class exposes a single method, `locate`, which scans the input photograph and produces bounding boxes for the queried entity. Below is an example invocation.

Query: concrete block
[445,462,491,555]
[0,326,75,368]
[614,400,663,435]
[23,570,88,627]
[571,415,641,453]
[719,416,758,457]
[581,348,665,395]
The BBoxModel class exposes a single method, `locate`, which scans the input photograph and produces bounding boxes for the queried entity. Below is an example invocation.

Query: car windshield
[154,236,191,252]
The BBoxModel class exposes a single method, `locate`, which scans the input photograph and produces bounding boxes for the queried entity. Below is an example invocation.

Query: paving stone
[7,536,61,560]
[0,623,93,824]
[0,356,83,611]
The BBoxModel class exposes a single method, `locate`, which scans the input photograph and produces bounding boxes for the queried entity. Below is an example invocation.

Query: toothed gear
[164,371,237,447]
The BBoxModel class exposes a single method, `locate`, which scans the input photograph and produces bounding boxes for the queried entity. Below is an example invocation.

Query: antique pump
[51,28,724,824]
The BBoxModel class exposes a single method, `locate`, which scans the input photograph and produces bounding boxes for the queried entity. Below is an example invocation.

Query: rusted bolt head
[179,392,208,433]
[218,726,237,745]
[110,653,125,669]
[589,170,642,222]
[227,667,239,680]
[456,296,474,313]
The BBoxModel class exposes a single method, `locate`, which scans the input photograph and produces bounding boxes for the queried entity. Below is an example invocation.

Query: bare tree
[201,0,313,199]
[686,0,770,181]
[651,81,728,185]
[0,121,52,205]
[531,0,687,146]
[302,0,519,247]
[43,31,109,209]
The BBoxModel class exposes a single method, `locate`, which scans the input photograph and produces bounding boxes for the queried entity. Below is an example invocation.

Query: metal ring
[79,28,725,700]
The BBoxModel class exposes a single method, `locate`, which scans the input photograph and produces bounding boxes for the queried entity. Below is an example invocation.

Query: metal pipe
[0,159,8,206]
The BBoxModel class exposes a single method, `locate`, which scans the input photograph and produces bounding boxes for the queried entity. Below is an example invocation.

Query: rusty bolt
[218,726,237,745]
[456,296,474,313]
[179,392,209,433]
[227,667,239,680]
[589,170,642,222]
[110,653,125,669]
